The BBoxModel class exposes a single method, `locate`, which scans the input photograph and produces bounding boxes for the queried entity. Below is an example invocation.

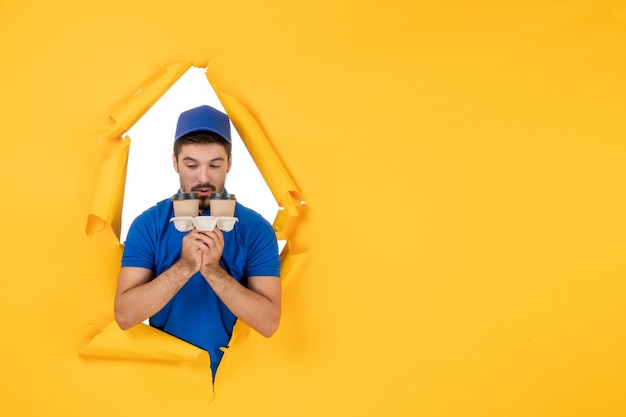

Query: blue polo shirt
[121,196,281,377]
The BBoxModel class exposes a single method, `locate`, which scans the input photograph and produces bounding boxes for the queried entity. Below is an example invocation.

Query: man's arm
[114,231,202,330]
[205,270,281,337]
[193,229,282,337]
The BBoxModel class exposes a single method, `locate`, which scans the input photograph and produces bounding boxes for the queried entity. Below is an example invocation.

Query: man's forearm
[114,262,196,329]
[201,266,281,337]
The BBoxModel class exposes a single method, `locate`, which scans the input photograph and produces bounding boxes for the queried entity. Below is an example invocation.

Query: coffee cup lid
[210,192,236,200]
[172,193,199,200]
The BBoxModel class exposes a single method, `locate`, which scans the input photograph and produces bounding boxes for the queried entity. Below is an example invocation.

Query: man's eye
[210,164,221,169]
[186,164,197,169]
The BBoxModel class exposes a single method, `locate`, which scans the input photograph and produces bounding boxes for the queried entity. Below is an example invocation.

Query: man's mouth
[191,185,215,196]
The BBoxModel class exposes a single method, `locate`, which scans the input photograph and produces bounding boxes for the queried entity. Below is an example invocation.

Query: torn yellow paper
[2,1,626,416]
[78,321,214,403]
[84,65,307,372]
[278,242,308,290]
[210,81,305,240]
[272,192,305,241]
[78,321,211,365]
[86,139,130,238]
[105,62,192,138]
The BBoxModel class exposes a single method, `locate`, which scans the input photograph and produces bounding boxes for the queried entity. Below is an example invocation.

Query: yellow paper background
[1,1,625,416]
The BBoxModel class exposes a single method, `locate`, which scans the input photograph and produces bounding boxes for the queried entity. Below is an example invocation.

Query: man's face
[173,143,232,211]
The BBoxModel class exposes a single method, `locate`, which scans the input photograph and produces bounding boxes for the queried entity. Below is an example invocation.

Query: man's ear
[227,155,232,173]
[172,154,179,173]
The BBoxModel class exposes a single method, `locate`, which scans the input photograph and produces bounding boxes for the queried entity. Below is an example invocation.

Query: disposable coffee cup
[172,193,200,217]
[209,192,236,217]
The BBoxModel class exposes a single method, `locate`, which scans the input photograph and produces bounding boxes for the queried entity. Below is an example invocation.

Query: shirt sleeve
[121,212,157,272]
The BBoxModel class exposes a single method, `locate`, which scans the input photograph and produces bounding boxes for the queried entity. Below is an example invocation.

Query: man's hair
[173,131,232,159]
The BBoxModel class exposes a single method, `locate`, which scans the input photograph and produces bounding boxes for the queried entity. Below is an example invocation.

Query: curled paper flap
[279,242,308,290]
[88,62,191,238]
[78,321,211,365]
[86,140,130,237]
[226,319,252,348]
[208,79,305,240]
[274,191,305,241]
[105,62,192,138]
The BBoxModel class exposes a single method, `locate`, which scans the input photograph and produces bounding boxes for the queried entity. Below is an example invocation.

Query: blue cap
[174,105,232,143]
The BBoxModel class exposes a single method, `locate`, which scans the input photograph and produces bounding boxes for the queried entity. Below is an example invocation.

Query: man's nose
[198,165,210,183]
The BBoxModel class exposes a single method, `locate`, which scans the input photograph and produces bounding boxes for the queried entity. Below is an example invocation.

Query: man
[114,105,282,378]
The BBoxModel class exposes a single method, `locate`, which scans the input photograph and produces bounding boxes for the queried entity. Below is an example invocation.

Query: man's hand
[194,228,225,277]
[178,229,205,273]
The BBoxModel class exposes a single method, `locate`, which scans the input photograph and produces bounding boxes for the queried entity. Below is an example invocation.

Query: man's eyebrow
[181,156,225,163]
